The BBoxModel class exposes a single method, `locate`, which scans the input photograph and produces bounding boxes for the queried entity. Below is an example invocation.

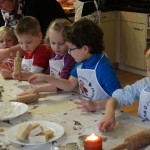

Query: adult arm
[0,44,24,63]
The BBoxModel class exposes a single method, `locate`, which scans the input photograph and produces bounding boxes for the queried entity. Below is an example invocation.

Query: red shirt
[24,43,52,71]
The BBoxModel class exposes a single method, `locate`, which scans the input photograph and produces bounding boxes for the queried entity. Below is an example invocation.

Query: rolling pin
[11,93,48,104]
[111,129,150,150]
[14,51,22,75]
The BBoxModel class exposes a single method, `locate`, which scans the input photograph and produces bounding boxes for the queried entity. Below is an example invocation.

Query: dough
[31,101,77,115]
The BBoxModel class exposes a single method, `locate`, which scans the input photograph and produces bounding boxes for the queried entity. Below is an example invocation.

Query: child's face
[17,33,42,54]
[49,30,67,56]
[66,42,91,62]
[0,32,16,48]
[146,59,150,78]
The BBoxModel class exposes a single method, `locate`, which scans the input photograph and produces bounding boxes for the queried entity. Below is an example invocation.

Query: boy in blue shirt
[26,19,121,106]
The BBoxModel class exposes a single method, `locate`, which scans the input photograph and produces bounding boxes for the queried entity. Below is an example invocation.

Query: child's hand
[12,72,22,80]
[75,97,97,112]
[98,114,116,132]
[28,73,49,84]
[18,88,37,96]
[12,71,33,81]
[1,69,12,79]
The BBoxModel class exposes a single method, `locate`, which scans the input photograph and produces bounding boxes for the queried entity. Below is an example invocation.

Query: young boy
[1,16,52,80]
[18,18,76,95]
[25,19,121,103]
[99,49,150,132]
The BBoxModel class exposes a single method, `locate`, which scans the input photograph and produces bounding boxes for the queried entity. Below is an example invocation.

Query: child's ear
[83,45,90,54]
[38,32,43,39]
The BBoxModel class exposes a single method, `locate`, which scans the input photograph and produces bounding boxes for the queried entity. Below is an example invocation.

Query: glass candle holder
[84,133,102,150]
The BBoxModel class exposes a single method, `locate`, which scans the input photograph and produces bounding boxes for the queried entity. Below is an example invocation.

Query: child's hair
[14,16,41,36]
[0,26,18,43]
[146,49,150,60]
[63,18,105,54]
[45,18,71,45]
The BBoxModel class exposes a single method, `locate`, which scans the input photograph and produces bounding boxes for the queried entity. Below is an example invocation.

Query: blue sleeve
[96,57,121,95]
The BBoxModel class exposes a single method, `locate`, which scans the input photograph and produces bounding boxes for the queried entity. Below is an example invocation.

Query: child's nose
[3,41,8,47]
[24,44,29,49]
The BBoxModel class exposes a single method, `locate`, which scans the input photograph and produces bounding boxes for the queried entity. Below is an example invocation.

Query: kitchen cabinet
[100,11,116,63]
[120,11,146,70]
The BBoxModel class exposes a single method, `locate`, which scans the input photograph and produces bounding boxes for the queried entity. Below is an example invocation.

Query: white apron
[77,53,110,101]
[49,55,64,78]
[138,85,150,120]
[22,57,33,72]
[75,0,100,24]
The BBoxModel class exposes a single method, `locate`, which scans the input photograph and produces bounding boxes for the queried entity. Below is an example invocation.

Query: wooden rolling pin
[111,129,150,150]
[11,93,48,104]
[14,51,22,75]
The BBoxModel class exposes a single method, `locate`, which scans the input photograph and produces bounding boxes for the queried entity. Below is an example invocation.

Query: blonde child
[1,16,52,80]
[98,49,150,132]
[20,19,121,103]
[19,18,76,94]
[0,26,18,71]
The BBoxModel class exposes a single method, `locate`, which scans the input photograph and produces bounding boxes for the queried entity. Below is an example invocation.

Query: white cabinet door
[120,21,146,69]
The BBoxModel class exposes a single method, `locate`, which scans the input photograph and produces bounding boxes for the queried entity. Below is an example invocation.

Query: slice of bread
[42,129,54,140]
[29,123,43,137]
[16,123,32,141]
[29,129,54,143]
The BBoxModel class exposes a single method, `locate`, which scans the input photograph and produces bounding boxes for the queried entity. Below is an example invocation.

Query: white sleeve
[112,77,150,108]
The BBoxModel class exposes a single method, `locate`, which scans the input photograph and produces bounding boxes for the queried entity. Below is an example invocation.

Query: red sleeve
[33,44,52,71]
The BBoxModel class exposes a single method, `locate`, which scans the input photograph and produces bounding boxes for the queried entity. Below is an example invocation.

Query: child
[22,18,121,103]
[98,49,150,132]
[1,16,52,80]
[19,18,76,94]
[0,26,18,71]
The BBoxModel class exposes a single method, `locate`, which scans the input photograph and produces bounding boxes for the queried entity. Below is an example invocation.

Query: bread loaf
[16,123,32,140]
[42,129,54,139]
[29,129,54,143]
[29,123,43,137]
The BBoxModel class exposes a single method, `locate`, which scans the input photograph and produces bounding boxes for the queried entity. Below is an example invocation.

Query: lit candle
[84,133,102,150]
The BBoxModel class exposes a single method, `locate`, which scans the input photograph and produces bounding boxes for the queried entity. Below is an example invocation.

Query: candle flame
[86,133,98,141]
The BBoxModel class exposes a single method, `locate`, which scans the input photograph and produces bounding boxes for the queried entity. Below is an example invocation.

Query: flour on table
[31,101,77,114]
[101,122,147,138]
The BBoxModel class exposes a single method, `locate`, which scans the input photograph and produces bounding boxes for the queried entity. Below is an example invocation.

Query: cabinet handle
[133,27,143,31]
